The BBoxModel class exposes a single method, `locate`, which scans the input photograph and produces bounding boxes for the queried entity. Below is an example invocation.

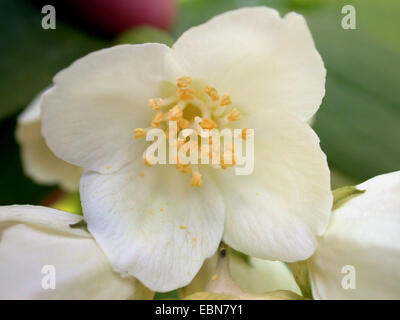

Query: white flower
[41,7,332,291]
[182,249,301,298]
[16,88,82,191]
[183,248,303,300]
[308,171,400,299]
[0,205,153,299]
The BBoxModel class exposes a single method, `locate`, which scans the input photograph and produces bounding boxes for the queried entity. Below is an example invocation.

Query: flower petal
[17,88,82,191]
[183,250,301,296]
[41,44,180,174]
[173,7,325,121]
[309,171,400,299]
[214,111,332,261]
[0,205,152,299]
[229,256,301,295]
[80,159,225,292]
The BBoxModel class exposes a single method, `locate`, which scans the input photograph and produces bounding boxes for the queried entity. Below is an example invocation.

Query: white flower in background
[184,249,303,300]
[41,7,332,291]
[16,88,82,191]
[308,171,400,299]
[182,249,301,298]
[0,205,153,300]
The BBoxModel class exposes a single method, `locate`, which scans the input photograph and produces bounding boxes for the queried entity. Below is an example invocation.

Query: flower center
[134,76,248,187]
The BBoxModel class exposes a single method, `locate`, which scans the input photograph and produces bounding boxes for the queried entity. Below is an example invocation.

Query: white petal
[0,205,152,300]
[80,159,225,292]
[180,254,219,297]
[17,89,81,191]
[173,7,325,121]
[214,111,332,261]
[183,251,300,296]
[229,256,301,295]
[41,44,181,174]
[309,171,400,299]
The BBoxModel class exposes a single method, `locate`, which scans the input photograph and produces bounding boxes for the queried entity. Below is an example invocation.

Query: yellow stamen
[177,117,190,130]
[167,105,183,121]
[139,77,244,188]
[180,225,186,230]
[151,112,164,128]
[176,163,192,174]
[133,128,147,139]
[176,76,192,88]
[190,172,202,187]
[220,94,232,106]
[177,88,195,101]
[201,118,218,130]
[148,98,163,111]
[211,274,218,281]
[143,156,156,167]
[227,108,241,122]
[204,85,219,101]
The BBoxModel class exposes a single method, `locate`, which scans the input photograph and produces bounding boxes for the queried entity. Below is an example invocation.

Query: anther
[133,128,147,139]
[143,155,156,167]
[178,117,190,130]
[177,88,196,101]
[201,118,217,130]
[204,85,219,101]
[167,105,183,121]
[227,108,241,122]
[151,112,164,128]
[148,98,163,111]
[176,76,192,88]
[220,94,231,106]
[176,163,192,174]
[190,170,202,187]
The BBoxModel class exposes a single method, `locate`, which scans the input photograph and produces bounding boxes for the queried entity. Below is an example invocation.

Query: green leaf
[288,261,313,299]
[154,290,181,300]
[332,185,365,211]
[69,219,87,230]
[330,169,360,189]
[51,192,83,215]
[0,0,107,120]
[114,26,174,47]
[0,117,54,205]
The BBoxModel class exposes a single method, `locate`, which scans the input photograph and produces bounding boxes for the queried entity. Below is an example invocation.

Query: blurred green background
[0,0,399,205]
